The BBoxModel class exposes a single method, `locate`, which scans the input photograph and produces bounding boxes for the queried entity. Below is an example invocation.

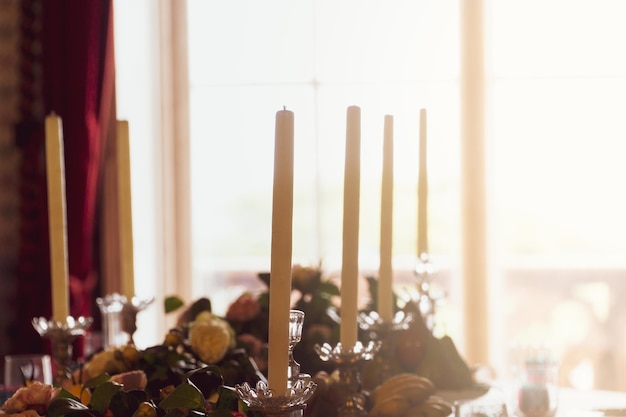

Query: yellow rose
[83,347,126,379]
[189,314,235,364]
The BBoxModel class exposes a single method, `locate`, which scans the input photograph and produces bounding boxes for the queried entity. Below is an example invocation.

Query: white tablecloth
[445,385,626,417]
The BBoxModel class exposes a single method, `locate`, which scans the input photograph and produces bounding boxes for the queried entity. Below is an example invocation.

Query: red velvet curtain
[14,0,115,354]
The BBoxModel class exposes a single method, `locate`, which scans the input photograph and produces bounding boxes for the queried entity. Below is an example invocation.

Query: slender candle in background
[340,106,360,349]
[378,115,394,322]
[45,113,70,322]
[417,109,429,256]
[117,120,135,299]
[267,108,294,394]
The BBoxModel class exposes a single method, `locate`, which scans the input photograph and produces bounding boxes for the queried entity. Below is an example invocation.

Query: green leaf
[318,282,340,296]
[215,385,239,411]
[257,292,270,308]
[185,364,222,378]
[110,390,149,417]
[90,381,123,413]
[56,387,79,400]
[83,373,112,390]
[159,381,205,410]
[165,296,185,313]
[186,366,224,398]
[211,410,239,417]
[46,397,92,417]
[164,409,188,417]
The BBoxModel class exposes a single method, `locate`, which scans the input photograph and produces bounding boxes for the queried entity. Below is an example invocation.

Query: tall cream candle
[461,0,489,365]
[378,115,394,322]
[340,106,360,349]
[117,121,135,299]
[45,113,70,322]
[267,108,294,394]
[417,109,429,256]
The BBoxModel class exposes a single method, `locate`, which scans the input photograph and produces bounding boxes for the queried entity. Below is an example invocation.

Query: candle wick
[283,105,287,111]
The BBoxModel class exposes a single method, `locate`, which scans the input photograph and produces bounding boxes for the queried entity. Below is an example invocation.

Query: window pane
[314,83,461,270]
[491,1,626,390]
[492,26,626,265]
[187,0,461,311]
[315,0,459,82]
[189,84,317,271]
[491,0,626,77]
[188,0,315,84]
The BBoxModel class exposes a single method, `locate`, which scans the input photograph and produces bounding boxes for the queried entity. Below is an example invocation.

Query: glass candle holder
[288,310,309,387]
[236,378,317,417]
[31,316,93,385]
[314,341,381,417]
[96,293,126,348]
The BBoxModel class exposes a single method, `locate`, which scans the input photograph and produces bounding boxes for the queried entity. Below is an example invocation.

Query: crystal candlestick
[32,316,93,386]
[96,293,126,348]
[288,310,309,387]
[236,377,317,417]
[314,341,381,417]
[414,252,439,330]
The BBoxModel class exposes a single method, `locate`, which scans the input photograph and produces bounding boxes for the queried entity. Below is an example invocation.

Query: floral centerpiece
[1,297,259,416]
[226,264,341,376]
[1,367,241,417]
[1,264,473,417]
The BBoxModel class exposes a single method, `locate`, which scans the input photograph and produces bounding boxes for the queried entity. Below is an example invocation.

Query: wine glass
[516,356,558,417]
[3,354,53,396]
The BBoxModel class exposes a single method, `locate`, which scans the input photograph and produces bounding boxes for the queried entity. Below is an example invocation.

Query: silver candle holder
[32,316,93,386]
[414,252,439,330]
[357,310,414,384]
[96,293,153,347]
[121,296,154,346]
[314,341,381,417]
[236,378,317,417]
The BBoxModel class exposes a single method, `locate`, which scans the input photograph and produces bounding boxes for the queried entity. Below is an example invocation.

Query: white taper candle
[340,106,361,349]
[267,108,294,394]
[378,115,394,322]
[117,120,135,299]
[45,113,70,322]
[417,109,428,256]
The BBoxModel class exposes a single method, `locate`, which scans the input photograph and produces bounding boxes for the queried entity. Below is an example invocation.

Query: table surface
[558,388,626,417]
[448,385,626,417]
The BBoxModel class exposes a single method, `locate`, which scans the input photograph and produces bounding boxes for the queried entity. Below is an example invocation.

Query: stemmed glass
[3,354,53,397]
[288,310,309,387]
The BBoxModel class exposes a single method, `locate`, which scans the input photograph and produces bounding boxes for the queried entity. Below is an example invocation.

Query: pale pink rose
[110,370,148,391]
[237,333,262,355]
[6,410,41,417]
[237,333,267,372]
[306,324,333,341]
[291,265,321,294]
[82,346,126,380]
[225,293,261,322]
[1,381,60,414]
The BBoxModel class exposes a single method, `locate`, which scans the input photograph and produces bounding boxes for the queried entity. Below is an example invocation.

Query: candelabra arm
[121,296,154,345]
[314,341,381,417]
[235,378,317,417]
[32,316,93,386]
